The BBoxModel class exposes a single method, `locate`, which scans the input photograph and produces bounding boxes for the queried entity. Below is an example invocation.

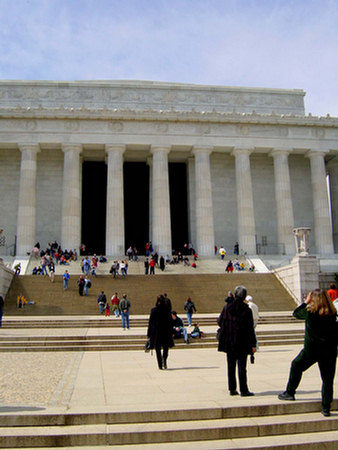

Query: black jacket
[217,300,256,356]
[147,305,174,349]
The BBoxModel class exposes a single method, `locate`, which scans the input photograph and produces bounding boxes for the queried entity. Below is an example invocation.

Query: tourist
[149,258,156,275]
[119,294,131,330]
[278,289,337,417]
[246,294,260,350]
[144,258,149,275]
[225,291,234,304]
[120,260,126,277]
[234,242,239,255]
[225,260,233,273]
[97,291,106,314]
[77,276,85,296]
[219,246,226,260]
[83,276,91,296]
[147,295,174,370]
[49,260,55,282]
[160,255,165,271]
[184,297,197,327]
[327,283,338,301]
[218,285,256,397]
[171,310,189,344]
[14,262,21,275]
[63,270,70,290]
[111,293,120,317]
[105,303,110,317]
[190,323,202,338]
[126,246,133,260]
[163,293,172,312]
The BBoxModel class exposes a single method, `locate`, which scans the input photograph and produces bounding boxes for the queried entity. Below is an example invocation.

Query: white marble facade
[0,80,337,257]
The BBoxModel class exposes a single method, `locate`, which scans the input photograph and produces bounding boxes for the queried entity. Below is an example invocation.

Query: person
[97,291,107,314]
[119,294,131,330]
[190,323,203,338]
[0,295,4,327]
[225,291,234,304]
[218,285,256,397]
[111,293,120,317]
[234,241,239,255]
[120,260,126,277]
[219,246,226,260]
[159,256,165,271]
[184,297,197,327]
[14,262,21,275]
[84,276,91,296]
[246,294,260,350]
[171,310,189,344]
[144,258,149,275]
[49,260,55,282]
[149,258,156,275]
[77,276,85,296]
[63,270,70,290]
[327,283,338,301]
[163,293,172,311]
[105,303,110,317]
[147,295,174,370]
[225,260,233,273]
[278,289,338,417]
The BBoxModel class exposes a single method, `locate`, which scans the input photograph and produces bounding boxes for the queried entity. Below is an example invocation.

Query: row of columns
[16,144,335,257]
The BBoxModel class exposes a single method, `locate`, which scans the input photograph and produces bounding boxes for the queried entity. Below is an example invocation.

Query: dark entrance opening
[124,162,149,254]
[169,162,188,252]
[81,161,107,255]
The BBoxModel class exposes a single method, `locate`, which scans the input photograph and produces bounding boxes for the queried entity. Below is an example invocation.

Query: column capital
[105,144,126,154]
[62,143,82,154]
[269,148,292,158]
[231,147,253,157]
[150,145,171,155]
[192,146,213,156]
[18,144,40,154]
[305,149,328,159]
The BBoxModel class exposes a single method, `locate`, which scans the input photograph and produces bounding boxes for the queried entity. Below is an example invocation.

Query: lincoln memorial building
[0,80,337,257]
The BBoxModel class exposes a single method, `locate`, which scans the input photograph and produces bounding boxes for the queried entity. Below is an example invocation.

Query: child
[190,323,202,338]
[105,303,110,317]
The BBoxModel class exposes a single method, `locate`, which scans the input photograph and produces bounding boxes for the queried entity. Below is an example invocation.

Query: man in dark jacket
[218,285,256,397]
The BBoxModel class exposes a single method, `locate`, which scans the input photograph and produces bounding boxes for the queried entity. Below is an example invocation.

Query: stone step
[1,409,337,448]
[2,431,338,450]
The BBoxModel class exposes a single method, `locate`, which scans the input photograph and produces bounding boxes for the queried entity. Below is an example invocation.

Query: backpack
[87,280,92,288]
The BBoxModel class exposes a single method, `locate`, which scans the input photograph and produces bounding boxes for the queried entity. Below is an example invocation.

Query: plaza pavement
[0,318,336,416]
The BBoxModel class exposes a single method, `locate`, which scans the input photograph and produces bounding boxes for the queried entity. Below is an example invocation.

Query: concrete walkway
[0,318,336,416]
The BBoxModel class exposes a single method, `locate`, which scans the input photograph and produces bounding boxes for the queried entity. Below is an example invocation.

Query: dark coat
[217,299,256,356]
[293,303,337,355]
[147,305,174,349]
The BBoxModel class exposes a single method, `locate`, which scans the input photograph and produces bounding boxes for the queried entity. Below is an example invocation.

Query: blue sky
[0,0,337,116]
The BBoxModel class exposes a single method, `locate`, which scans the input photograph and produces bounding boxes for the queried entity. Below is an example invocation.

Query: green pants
[286,348,337,409]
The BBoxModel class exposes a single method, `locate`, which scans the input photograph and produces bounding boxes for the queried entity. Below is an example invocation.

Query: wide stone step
[1,409,337,448]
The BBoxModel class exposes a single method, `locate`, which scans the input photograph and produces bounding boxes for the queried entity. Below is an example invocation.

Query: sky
[0,0,337,116]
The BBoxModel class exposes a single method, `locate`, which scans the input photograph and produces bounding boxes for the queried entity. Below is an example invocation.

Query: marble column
[327,156,338,252]
[146,156,153,243]
[307,150,334,255]
[61,144,82,252]
[16,144,40,256]
[232,148,256,255]
[270,149,295,254]
[150,146,172,256]
[187,157,196,248]
[192,147,215,256]
[106,145,125,256]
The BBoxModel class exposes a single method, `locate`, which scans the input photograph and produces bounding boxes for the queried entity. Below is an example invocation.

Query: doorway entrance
[81,161,107,255]
[124,162,149,254]
[169,162,188,252]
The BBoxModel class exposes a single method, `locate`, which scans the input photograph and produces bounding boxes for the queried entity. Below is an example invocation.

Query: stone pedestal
[61,144,82,252]
[106,145,125,256]
[233,148,256,254]
[271,150,295,254]
[307,151,334,255]
[16,144,40,255]
[291,255,319,302]
[150,146,172,256]
[192,147,215,256]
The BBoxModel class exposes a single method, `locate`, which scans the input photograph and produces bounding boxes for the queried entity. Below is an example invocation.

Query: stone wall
[0,260,14,298]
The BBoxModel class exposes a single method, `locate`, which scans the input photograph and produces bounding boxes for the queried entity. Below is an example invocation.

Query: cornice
[0,106,337,128]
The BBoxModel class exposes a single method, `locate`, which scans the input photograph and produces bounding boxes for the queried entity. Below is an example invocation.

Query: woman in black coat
[218,285,257,396]
[278,289,337,416]
[147,295,174,370]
